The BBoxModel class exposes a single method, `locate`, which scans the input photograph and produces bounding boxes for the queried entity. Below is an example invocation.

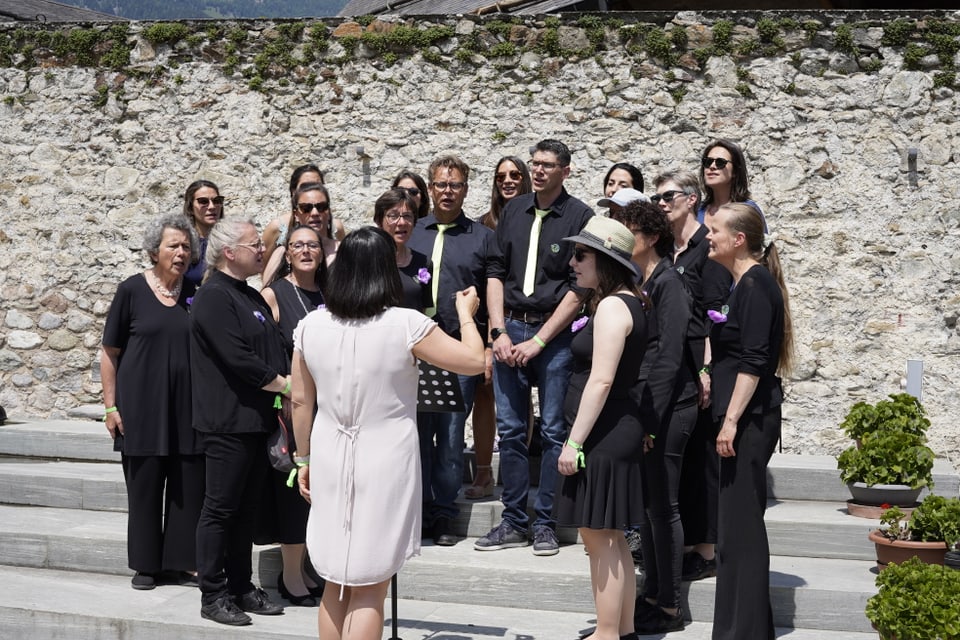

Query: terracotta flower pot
[868,529,948,570]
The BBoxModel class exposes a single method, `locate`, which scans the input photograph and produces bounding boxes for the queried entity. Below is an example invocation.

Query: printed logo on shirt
[550,243,560,254]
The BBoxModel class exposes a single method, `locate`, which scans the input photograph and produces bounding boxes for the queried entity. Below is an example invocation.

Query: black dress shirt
[487,189,594,313]
[190,270,288,434]
[408,212,493,338]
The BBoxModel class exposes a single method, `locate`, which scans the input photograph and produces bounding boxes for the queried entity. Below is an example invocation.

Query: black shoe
[201,595,252,626]
[131,572,156,590]
[277,572,317,607]
[633,596,660,628]
[681,551,716,581]
[635,606,684,634]
[159,570,198,586]
[307,578,325,598]
[433,517,458,546]
[234,587,284,615]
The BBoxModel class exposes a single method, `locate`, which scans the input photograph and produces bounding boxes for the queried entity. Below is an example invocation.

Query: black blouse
[397,249,432,313]
[709,264,784,421]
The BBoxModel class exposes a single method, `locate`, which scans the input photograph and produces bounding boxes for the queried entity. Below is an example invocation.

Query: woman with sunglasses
[257,224,327,607]
[181,180,224,287]
[554,216,649,640]
[262,165,346,277]
[698,140,763,224]
[263,183,339,285]
[375,188,431,312]
[465,157,533,501]
[609,200,695,634]
[392,170,431,219]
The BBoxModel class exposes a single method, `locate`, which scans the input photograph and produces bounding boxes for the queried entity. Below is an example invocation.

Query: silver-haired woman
[100,213,202,591]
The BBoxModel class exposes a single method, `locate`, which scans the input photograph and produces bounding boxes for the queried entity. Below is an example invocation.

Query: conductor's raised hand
[455,286,480,318]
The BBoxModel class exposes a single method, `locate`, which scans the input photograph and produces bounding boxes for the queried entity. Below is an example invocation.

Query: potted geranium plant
[837,393,935,511]
[868,495,960,569]
[865,556,960,640]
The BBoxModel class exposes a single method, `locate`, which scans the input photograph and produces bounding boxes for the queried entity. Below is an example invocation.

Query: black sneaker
[634,596,660,627]
[681,551,716,581]
[234,587,284,615]
[201,595,252,626]
[635,606,685,634]
[131,572,156,590]
[532,525,559,556]
[474,521,529,551]
[433,517,458,546]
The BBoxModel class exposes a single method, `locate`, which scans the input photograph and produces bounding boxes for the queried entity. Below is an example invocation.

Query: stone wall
[1,12,959,466]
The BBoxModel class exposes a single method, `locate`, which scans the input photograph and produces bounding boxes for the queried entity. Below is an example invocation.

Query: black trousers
[196,432,268,604]
[638,400,697,609]
[711,408,780,640]
[678,406,719,545]
[122,453,205,574]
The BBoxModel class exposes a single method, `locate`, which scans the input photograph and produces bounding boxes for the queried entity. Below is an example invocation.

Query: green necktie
[426,223,455,317]
[522,209,550,297]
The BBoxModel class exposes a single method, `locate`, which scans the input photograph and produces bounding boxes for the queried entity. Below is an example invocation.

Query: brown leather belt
[504,308,552,324]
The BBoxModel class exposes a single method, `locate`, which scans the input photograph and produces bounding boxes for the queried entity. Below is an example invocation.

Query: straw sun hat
[562,216,637,276]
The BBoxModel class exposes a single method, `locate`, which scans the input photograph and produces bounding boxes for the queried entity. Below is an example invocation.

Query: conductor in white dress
[290,226,484,640]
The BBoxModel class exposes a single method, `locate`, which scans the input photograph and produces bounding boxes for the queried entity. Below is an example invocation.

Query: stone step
[0,565,877,640]
[0,458,880,560]
[0,504,878,633]
[3,418,958,501]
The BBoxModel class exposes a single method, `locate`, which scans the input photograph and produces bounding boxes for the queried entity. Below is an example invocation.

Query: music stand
[417,361,466,413]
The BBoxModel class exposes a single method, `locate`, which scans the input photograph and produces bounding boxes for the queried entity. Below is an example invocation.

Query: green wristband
[532,334,546,349]
[282,378,292,396]
[103,406,118,422]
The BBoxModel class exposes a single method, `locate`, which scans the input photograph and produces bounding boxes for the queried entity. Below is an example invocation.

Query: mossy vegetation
[0,13,956,99]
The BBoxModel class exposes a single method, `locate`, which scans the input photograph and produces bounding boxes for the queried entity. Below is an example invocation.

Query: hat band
[579,230,632,262]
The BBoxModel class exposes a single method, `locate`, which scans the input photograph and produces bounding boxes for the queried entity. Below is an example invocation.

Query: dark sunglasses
[195,196,225,206]
[495,170,522,183]
[297,201,330,214]
[701,156,731,170]
[651,190,687,204]
[572,247,593,262]
[400,187,421,198]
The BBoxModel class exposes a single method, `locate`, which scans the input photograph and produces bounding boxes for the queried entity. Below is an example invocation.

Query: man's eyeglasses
[572,247,593,262]
[290,241,321,252]
[651,190,687,204]
[701,157,731,170]
[297,202,330,214]
[195,196,225,206]
[529,160,566,171]
[495,171,523,183]
[384,212,416,223]
[431,181,466,192]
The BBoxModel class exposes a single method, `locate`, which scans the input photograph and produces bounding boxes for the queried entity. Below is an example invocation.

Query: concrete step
[0,565,876,640]
[3,418,958,501]
[0,458,880,560]
[0,504,878,633]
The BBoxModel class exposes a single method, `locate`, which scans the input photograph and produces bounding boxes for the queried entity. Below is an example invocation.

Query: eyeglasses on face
[651,190,687,204]
[495,170,522,183]
[529,160,566,171]
[297,201,330,214]
[236,240,264,251]
[289,241,321,252]
[701,156,731,170]
[431,181,466,192]
[384,212,415,223]
[195,196,225,206]
[572,247,594,262]
[400,187,421,198]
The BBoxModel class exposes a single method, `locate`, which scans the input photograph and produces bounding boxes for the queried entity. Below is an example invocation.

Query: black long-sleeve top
[634,257,696,437]
[486,189,593,313]
[408,212,492,337]
[673,224,732,370]
[710,264,784,421]
[190,270,288,434]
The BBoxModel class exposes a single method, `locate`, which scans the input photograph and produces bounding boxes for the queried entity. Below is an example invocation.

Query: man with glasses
[480,139,593,556]
[408,155,494,547]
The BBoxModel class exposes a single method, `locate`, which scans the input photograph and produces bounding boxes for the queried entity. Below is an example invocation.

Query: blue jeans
[417,373,480,524]
[493,318,574,532]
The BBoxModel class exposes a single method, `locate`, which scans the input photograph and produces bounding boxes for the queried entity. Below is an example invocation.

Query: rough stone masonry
[0,12,958,469]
